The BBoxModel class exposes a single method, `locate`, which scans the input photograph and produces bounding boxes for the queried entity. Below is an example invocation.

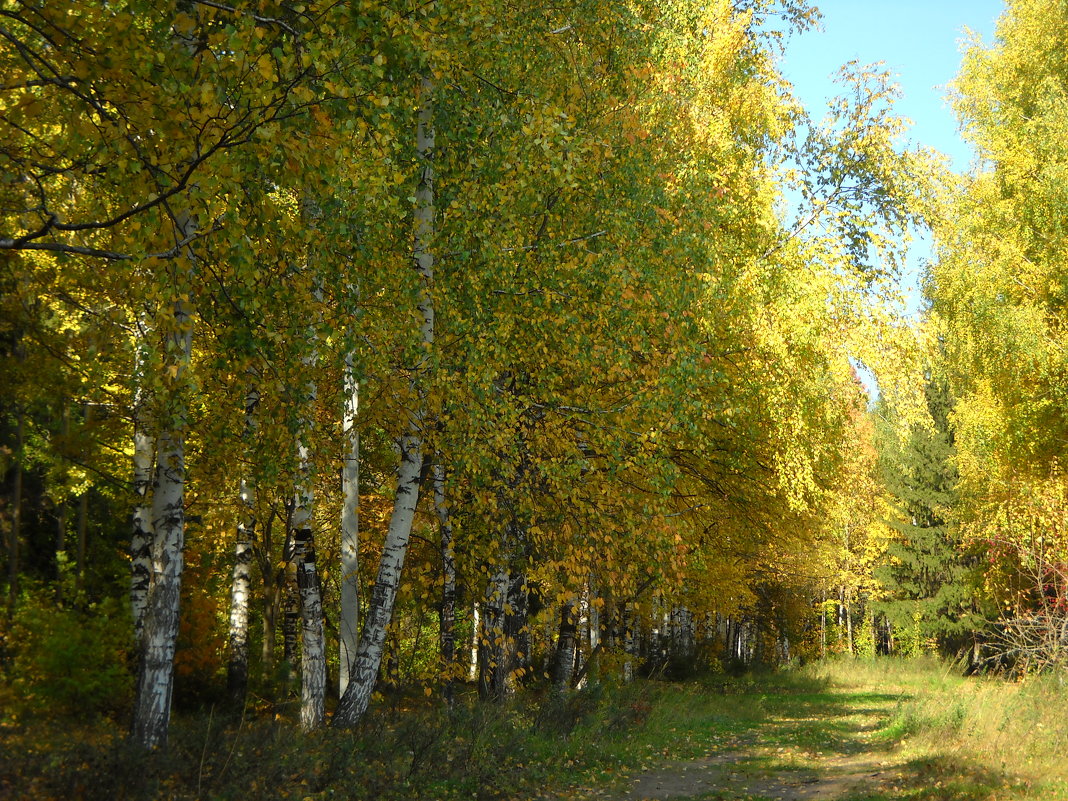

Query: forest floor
[547,658,1068,801]
[3,657,1068,800]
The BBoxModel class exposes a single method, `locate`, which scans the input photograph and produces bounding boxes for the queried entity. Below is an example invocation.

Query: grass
[3,658,1068,800]
[806,657,1068,799]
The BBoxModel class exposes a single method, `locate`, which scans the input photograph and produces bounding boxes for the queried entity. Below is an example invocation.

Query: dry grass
[806,656,1068,795]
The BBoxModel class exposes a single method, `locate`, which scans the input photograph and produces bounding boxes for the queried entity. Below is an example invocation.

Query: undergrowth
[807,656,1068,795]
[5,658,1068,800]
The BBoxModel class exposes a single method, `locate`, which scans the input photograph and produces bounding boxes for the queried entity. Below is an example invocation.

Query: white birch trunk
[339,353,360,695]
[587,578,600,687]
[333,74,435,727]
[552,597,579,694]
[130,324,154,639]
[332,425,424,725]
[434,462,457,703]
[478,563,510,700]
[469,601,480,682]
[293,435,325,729]
[292,297,325,729]
[623,601,636,683]
[575,585,590,690]
[131,278,192,749]
[227,386,258,703]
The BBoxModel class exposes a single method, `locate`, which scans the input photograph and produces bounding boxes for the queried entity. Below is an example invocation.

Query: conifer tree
[875,377,983,654]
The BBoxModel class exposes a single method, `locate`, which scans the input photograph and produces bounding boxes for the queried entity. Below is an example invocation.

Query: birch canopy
[3,0,1063,756]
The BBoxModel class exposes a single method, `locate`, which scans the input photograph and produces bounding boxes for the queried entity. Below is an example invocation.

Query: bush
[3,588,133,720]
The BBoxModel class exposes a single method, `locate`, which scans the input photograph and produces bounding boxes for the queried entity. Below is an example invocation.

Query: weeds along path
[555,666,1040,801]
[609,680,903,801]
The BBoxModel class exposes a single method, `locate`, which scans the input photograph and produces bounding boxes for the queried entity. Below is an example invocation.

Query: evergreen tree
[875,377,983,655]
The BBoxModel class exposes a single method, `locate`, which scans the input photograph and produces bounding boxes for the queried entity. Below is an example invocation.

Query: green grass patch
[4,659,1068,800]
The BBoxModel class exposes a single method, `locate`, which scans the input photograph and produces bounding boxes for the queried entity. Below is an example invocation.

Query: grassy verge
[3,659,1068,800]
[805,656,1068,799]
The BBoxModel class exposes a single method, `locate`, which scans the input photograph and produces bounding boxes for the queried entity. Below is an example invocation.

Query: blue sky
[779,0,1004,173]
[776,0,1005,316]
[772,1,1004,396]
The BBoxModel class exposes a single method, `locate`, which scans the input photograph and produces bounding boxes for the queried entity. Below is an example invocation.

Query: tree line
[1,0,1063,749]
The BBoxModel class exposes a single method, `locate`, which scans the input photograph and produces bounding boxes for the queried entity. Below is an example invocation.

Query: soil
[600,699,908,800]
[620,752,903,800]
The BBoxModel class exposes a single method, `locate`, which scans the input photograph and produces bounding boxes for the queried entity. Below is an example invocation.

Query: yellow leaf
[257,55,275,82]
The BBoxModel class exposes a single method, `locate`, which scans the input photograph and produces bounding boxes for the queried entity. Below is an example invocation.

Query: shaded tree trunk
[131,254,193,748]
[7,410,24,611]
[434,462,457,704]
[552,598,579,694]
[131,332,154,638]
[283,557,300,682]
[339,354,360,695]
[227,386,258,705]
[332,74,436,727]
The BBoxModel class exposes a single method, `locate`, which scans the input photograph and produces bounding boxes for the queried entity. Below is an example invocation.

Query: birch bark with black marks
[332,74,436,727]
[623,601,636,683]
[227,386,259,705]
[479,562,507,701]
[339,353,360,695]
[434,462,457,704]
[130,319,154,640]
[575,584,590,689]
[469,601,480,681]
[585,577,600,687]
[292,452,325,729]
[131,223,194,747]
[552,597,579,694]
[283,555,299,681]
[290,211,327,729]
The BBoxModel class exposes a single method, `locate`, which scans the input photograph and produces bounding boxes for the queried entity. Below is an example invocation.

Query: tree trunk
[469,601,480,681]
[339,354,360,695]
[131,266,193,749]
[434,462,457,704]
[131,426,185,748]
[283,559,299,681]
[552,598,579,694]
[7,410,24,611]
[575,584,590,689]
[504,570,529,691]
[131,336,154,639]
[820,589,827,658]
[262,581,278,675]
[332,73,436,728]
[54,405,69,600]
[293,464,325,730]
[623,601,636,683]
[479,563,509,701]
[76,484,88,595]
[227,386,258,705]
[843,586,854,655]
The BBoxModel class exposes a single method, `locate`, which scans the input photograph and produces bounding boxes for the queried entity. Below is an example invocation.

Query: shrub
[4,588,133,720]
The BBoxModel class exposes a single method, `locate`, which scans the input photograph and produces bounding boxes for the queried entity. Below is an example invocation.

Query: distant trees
[10,0,1035,751]
[925,0,1068,671]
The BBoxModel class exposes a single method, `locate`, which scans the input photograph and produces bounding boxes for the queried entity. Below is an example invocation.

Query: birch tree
[333,72,438,726]
[339,354,360,695]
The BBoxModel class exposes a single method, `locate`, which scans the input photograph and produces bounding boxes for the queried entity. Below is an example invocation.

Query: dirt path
[620,751,903,800]
[604,691,908,801]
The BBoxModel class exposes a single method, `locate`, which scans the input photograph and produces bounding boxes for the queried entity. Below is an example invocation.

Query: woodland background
[0,0,1066,768]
